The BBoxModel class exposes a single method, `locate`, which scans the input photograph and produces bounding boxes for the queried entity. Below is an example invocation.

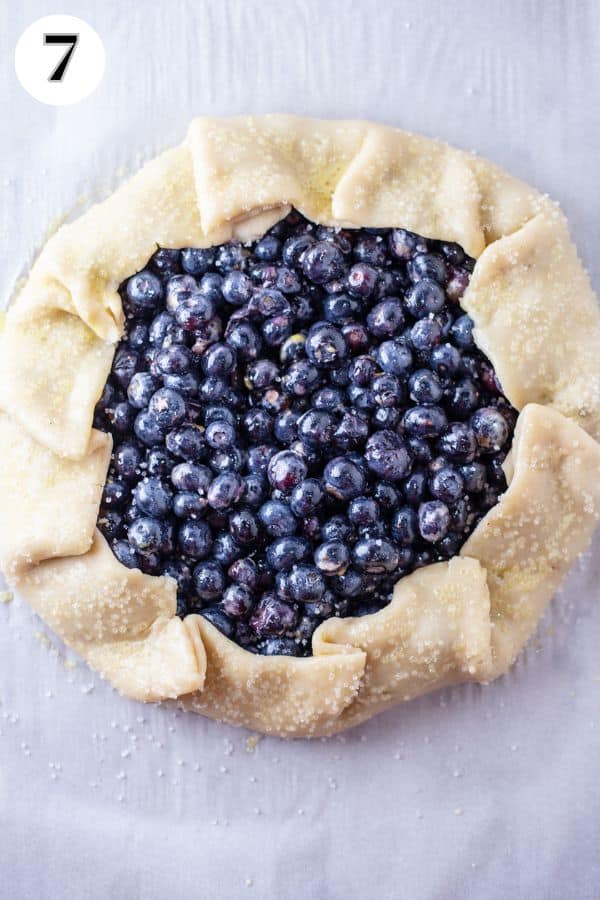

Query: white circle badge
[15,15,105,106]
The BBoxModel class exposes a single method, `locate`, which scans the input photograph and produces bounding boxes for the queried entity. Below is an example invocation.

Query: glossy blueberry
[313,541,350,575]
[147,388,187,429]
[348,355,377,386]
[352,538,399,574]
[288,564,325,602]
[243,408,274,443]
[205,419,237,450]
[216,242,246,271]
[448,377,480,418]
[127,321,149,351]
[323,457,366,500]
[226,321,262,360]
[408,369,443,404]
[228,557,259,591]
[267,450,307,492]
[261,637,301,656]
[254,234,281,261]
[348,496,380,528]
[305,322,347,367]
[297,409,335,447]
[251,592,298,637]
[113,442,142,481]
[342,322,370,354]
[102,480,128,510]
[178,520,212,559]
[376,340,413,376]
[301,240,346,284]
[170,462,210,493]
[112,539,139,570]
[173,491,207,519]
[438,423,477,462]
[347,263,378,298]
[404,279,446,319]
[221,270,253,306]
[470,407,510,452]
[407,252,447,284]
[108,402,135,433]
[330,568,363,598]
[247,444,278,476]
[410,318,442,351]
[372,373,403,407]
[125,271,163,315]
[450,314,474,348]
[112,347,139,390]
[200,606,235,638]
[387,228,424,260]
[181,247,215,275]
[367,299,405,337]
[290,479,323,516]
[165,426,206,461]
[430,342,461,376]
[391,507,418,544]
[128,516,163,554]
[430,466,464,503]
[165,274,197,314]
[372,481,401,512]
[354,234,387,266]
[403,470,427,506]
[207,472,244,510]
[365,431,412,481]
[133,477,173,517]
[418,501,451,543]
[334,410,369,449]
[193,560,225,600]
[258,500,297,537]
[402,405,448,439]
[282,232,316,267]
[265,536,310,571]
[222,584,254,618]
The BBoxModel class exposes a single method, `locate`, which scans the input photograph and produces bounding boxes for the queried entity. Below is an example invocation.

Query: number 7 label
[44,34,79,82]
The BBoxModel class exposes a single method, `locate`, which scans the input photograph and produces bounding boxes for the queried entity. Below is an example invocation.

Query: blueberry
[112,539,139,569]
[222,584,254,618]
[391,507,418,544]
[128,516,163,553]
[347,263,378,298]
[448,377,481,418]
[165,274,197,313]
[133,477,173,517]
[405,279,446,318]
[258,500,297,537]
[430,466,464,503]
[247,444,278,476]
[365,431,412,481]
[288,564,325,602]
[108,402,135,433]
[460,461,487,492]
[242,474,267,508]
[244,408,274,443]
[199,376,230,404]
[170,462,211,493]
[273,409,299,444]
[216,243,247,271]
[372,373,404,407]
[148,311,174,346]
[418,501,450,542]
[301,241,346,284]
[376,340,413,376]
[197,272,224,305]
[133,410,165,447]
[125,271,163,316]
[245,359,279,391]
[403,470,427,505]
[402,405,448,439]
[290,479,323,516]
[251,592,298,638]
[261,637,301,656]
[181,247,215,275]
[297,409,335,447]
[228,557,259,591]
[178,520,213,559]
[175,293,216,330]
[334,410,369,449]
[202,342,237,377]
[388,228,424,260]
[254,234,281,261]
[352,538,399,574]
[470,407,510,452]
[305,322,347,368]
[112,440,143,484]
[207,472,244,510]
[407,252,447,284]
[354,235,387,266]
[446,268,470,301]
[330,568,363,598]
[342,322,370,354]
[102,480,128,510]
[313,541,350,575]
[320,516,353,543]
[148,388,187,429]
[226,322,262,360]
[450,314,474,348]
[323,293,361,324]
[193,560,225,600]
[438,423,477,462]
[173,491,207,519]
[367,299,405,337]
[98,508,123,540]
[266,536,310,571]
[430,343,461,377]
[222,270,253,306]
[200,606,235,638]
[282,232,316,267]
[323,457,366,500]
[267,450,307,492]
[205,419,236,450]
[348,355,377,387]
[112,347,139,390]
[348,496,380,528]
[408,369,443,404]
[165,426,206,461]
[410,318,442,351]
[127,321,149,351]
[373,481,401,512]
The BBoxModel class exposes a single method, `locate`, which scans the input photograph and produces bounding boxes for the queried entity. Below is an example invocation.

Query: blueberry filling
[94,211,517,656]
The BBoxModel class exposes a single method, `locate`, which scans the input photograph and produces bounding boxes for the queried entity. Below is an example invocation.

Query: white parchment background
[1,2,599,898]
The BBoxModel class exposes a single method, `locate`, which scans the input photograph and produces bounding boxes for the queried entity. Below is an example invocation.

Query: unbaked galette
[1,116,599,736]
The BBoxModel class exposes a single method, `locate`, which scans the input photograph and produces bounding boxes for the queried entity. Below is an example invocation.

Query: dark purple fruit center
[94,210,516,657]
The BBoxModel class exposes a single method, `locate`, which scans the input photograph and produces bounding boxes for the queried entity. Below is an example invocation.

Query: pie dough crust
[1,115,599,737]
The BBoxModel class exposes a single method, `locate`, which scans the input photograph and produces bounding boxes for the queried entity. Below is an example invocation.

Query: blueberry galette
[1,116,599,737]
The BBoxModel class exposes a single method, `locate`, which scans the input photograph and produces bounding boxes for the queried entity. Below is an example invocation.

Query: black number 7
[43,34,79,82]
